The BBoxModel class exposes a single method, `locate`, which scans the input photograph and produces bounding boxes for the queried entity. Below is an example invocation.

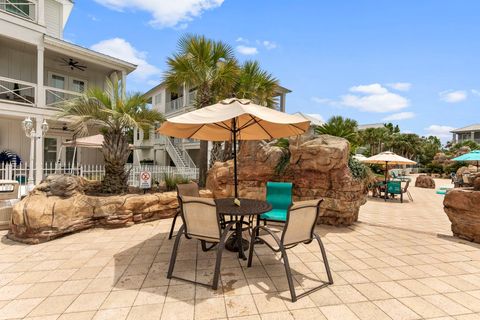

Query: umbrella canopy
[158,98,310,141]
[452,150,480,172]
[361,151,416,201]
[452,150,480,161]
[63,134,134,149]
[158,98,310,199]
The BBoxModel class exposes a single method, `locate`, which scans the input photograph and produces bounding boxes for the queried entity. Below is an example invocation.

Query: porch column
[121,70,127,99]
[38,0,45,25]
[280,93,286,112]
[183,83,188,106]
[36,44,45,108]
[471,131,475,141]
[34,116,44,183]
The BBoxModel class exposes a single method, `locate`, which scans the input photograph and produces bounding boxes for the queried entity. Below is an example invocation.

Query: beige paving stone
[0,283,32,300]
[319,304,359,320]
[330,284,367,303]
[161,300,194,320]
[127,303,163,320]
[29,294,77,316]
[66,292,109,313]
[225,295,258,318]
[423,294,471,316]
[165,283,195,302]
[399,296,447,318]
[352,283,392,300]
[52,279,92,296]
[93,307,130,320]
[377,281,415,298]
[307,287,342,307]
[260,311,294,320]
[253,293,288,314]
[445,291,480,313]
[0,298,44,319]
[348,301,391,320]
[290,307,327,320]
[374,299,420,320]
[194,297,227,320]
[57,311,96,320]
[134,286,167,305]
[100,290,138,309]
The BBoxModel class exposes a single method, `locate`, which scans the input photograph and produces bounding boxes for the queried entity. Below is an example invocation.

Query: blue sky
[64,0,479,142]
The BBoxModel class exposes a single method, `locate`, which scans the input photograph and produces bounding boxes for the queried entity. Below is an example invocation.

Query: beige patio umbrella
[361,151,416,201]
[158,98,310,199]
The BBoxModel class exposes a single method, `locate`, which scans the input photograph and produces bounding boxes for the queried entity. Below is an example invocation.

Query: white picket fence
[0,162,199,189]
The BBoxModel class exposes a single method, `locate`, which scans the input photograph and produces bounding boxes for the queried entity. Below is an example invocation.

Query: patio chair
[0,180,20,230]
[248,199,333,302]
[403,180,413,202]
[387,180,404,202]
[167,196,235,290]
[168,182,199,239]
[260,181,292,223]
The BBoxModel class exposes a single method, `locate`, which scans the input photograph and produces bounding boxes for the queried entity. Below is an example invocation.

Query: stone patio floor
[1,178,480,320]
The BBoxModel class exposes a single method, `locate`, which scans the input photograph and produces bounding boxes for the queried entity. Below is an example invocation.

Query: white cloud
[261,40,277,50]
[311,97,336,105]
[236,45,258,55]
[91,38,161,86]
[341,83,409,113]
[471,89,480,96]
[236,37,248,44]
[439,90,467,103]
[425,125,455,138]
[306,113,325,123]
[93,0,224,28]
[382,112,415,121]
[387,82,412,91]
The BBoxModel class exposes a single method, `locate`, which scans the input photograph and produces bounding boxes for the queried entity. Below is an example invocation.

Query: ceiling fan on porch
[60,58,87,71]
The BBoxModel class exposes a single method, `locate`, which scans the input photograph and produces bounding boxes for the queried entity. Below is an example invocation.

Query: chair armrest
[252,225,282,245]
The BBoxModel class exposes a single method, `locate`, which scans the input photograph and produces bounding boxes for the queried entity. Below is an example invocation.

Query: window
[43,138,57,164]
[71,79,86,93]
[6,0,30,18]
[154,93,162,105]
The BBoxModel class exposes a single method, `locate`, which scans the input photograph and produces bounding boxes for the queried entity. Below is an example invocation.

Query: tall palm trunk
[102,130,130,194]
[198,140,209,187]
[209,141,223,168]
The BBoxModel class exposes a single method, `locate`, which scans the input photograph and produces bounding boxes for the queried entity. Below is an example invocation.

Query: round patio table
[215,198,272,260]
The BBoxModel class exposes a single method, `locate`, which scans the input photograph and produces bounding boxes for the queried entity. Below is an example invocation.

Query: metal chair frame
[169,182,199,240]
[248,199,333,302]
[167,196,235,290]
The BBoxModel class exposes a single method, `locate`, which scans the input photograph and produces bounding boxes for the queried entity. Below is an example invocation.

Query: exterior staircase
[161,136,196,169]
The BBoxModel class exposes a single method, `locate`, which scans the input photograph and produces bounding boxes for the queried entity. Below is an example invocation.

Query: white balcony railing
[0,76,36,106]
[0,0,36,22]
[165,96,184,114]
[45,86,82,107]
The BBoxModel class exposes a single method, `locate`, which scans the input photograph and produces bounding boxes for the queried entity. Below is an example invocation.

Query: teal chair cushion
[260,181,292,222]
[260,208,287,221]
[387,181,402,194]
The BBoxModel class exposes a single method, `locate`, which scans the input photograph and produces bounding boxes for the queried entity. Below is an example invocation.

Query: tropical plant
[163,173,191,191]
[315,116,358,150]
[274,138,290,175]
[348,156,372,181]
[234,61,279,108]
[58,75,164,194]
[164,34,238,186]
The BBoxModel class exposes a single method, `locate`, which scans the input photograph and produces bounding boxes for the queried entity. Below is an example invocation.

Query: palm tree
[58,74,164,194]
[164,34,238,186]
[315,116,358,148]
[220,61,280,161]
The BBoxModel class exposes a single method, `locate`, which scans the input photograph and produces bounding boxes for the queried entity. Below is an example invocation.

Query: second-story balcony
[0,75,84,109]
[0,0,37,22]
[165,90,197,116]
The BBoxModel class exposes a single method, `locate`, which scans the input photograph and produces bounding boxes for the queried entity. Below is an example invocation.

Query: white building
[451,124,480,144]
[0,0,136,183]
[134,82,291,168]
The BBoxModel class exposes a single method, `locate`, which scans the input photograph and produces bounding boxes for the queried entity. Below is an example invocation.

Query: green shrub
[348,156,371,181]
[163,173,191,191]
[425,163,443,174]
[274,138,291,176]
[443,161,467,174]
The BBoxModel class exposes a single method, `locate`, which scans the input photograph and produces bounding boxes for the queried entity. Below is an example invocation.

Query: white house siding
[0,117,31,161]
[0,38,36,84]
[45,0,62,39]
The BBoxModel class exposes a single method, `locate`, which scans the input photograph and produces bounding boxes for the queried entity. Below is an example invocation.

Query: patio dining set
[166,181,334,303]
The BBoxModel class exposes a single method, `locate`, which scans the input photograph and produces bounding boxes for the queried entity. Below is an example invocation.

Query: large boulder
[8,175,212,244]
[444,189,480,243]
[207,134,368,226]
[415,175,436,189]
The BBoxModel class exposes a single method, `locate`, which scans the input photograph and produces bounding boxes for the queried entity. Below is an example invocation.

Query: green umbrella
[452,150,480,172]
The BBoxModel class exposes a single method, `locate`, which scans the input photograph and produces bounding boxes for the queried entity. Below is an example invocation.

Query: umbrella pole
[385,161,388,202]
[232,118,238,199]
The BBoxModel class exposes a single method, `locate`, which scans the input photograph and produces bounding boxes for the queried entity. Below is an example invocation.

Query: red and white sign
[139,171,152,189]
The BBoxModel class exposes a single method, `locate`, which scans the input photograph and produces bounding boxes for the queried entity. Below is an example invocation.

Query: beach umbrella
[158,98,310,200]
[361,151,416,200]
[452,150,480,172]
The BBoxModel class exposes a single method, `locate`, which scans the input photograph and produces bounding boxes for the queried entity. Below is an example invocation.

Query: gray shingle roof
[451,124,480,133]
